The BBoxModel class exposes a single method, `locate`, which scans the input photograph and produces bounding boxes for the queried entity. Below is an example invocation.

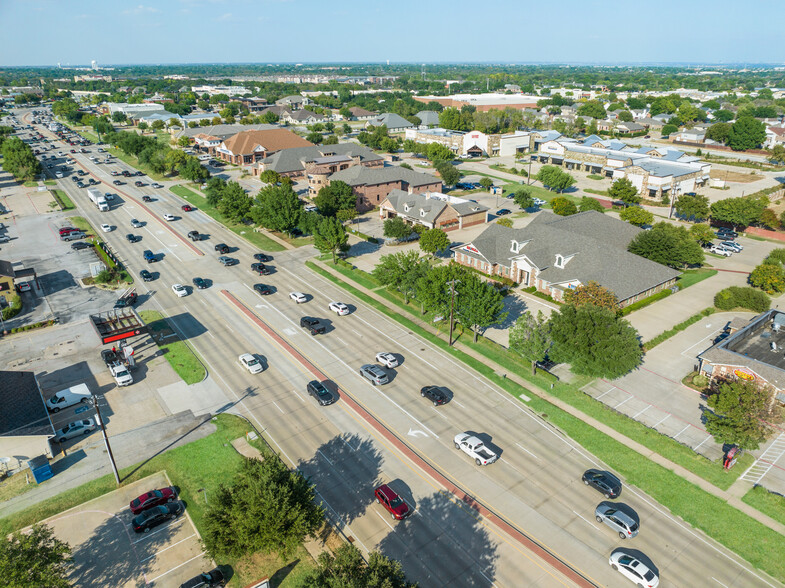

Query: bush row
[714,286,771,312]
[620,289,673,316]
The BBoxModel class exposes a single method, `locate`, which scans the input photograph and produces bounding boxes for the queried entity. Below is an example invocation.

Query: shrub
[714,286,771,312]
[693,373,709,388]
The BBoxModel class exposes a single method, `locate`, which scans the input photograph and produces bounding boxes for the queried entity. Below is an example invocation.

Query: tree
[258,169,281,184]
[204,177,227,206]
[619,206,654,227]
[1,136,42,181]
[617,110,633,122]
[177,135,191,148]
[563,281,620,313]
[628,222,704,268]
[704,380,775,450]
[713,109,734,122]
[550,196,578,216]
[151,119,165,130]
[661,123,678,136]
[419,228,450,257]
[535,165,575,192]
[675,193,710,222]
[579,196,605,213]
[383,217,412,240]
[435,161,460,186]
[759,208,779,229]
[137,121,149,131]
[769,144,785,164]
[372,250,430,304]
[251,183,302,232]
[510,187,534,209]
[479,177,494,191]
[336,207,358,224]
[313,216,348,262]
[608,177,640,205]
[455,273,507,342]
[710,195,768,228]
[727,116,766,150]
[0,524,72,588]
[164,148,187,175]
[705,122,732,144]
[219,181,252,221]
[549,304,642,378]
[749,263,785,294]
[426,142,454,162]
[496,217,513,227]
[576,100,606,119]
[303,543,414,588]
[509,311,552,375]
[306,132,323,144]
[689,223,717,245]
[111,111,127,123]
[416,264,465,318]
[179,156,209,182]
[202,457,323,561]
[314,181,356,217]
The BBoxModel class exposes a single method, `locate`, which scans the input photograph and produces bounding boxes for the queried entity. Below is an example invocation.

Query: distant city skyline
[0,0,781,67]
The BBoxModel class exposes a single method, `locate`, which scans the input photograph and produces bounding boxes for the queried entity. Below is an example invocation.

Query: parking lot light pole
[93,397,120,485]
[447,279,460,346]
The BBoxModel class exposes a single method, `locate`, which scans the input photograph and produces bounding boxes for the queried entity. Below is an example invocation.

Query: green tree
[617,110,633,122]
[766,248,785,265]
[749,263,785,294]
[536,165,575,192]
[177,136,191,148]
[496,217,513,227]
[151,119,165,130]
[511,187,534,209]
[1,136,42,181]
[164,149,187,175]
[661,123,678,136]
[705,122,732,144]
[550,196,578,216]
[251,183,302,232]
[549,304,642,378]
[675,193,710,221]
[727,116,766,150]
[608,177,640,205]
[313,216,348,262]
[563,281,620,313]
[204,177,227,206]
[111,111,127,123]
[383,217,412,240]
[689,223,717,245]
[455,273,508,342]
[619,206,654,227]
[314,181,356,217]
[628,222,705,268]
[435,161,460,186]
[579,196,605,213]
[138,121,149,131]
[306,132,323,144]
[219,181,252,221]
[769,144,785,164]
[704,380,775,450]
[416,264,465,318]
[419,227,451,257]
[179,156,209,182]
[759,208,779,229]
[258,169,281,184]
[0,524,72,588]
[426,142,454,162]
[479,177,493,190]
[372,250,430,304]
[509,311,552,375]
[576,100,606,119]
[202,457,323,561]
[336,207,358,224]
[710,195,768,228]
[713,109,734,122]
[303,543,414,588]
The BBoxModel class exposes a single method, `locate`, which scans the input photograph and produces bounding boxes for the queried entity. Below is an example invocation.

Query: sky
[0,0,782,67]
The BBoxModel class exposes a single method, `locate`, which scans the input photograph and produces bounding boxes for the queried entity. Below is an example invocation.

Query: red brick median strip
[221,290,599,588]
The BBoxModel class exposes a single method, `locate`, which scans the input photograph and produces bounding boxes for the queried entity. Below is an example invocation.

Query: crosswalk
[740,432,785,485]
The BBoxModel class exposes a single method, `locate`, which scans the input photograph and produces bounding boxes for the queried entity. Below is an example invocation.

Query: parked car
[374,483,411,520]
[582,469,622,498]
[375,352,398,368]
[359,364,389,386]
[179,568,225,588]
[609,550,659,587]
[132,501,185,533]
[172,283,188,297]
[496,208,511,215]
[595,504,639,539]
[54,419,96,443]
[307,380,335,406]
[421,385,449,406]
[71,241,92,250]
[300,317,326,335]
[721,241,743,252]
[710,245,732,256]
[239,353,263,374]
[130,486,177,514]
[289,291,307,304]
[254,284,273,295]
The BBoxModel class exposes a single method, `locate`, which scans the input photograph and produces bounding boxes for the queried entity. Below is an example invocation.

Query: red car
[58,227,78,236]
[374,484,410,520]
[70,149,76,153]
[130,486,177,514]
[182,205,195,212]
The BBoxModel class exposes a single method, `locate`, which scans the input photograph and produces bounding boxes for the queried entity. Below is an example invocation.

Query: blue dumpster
[27,455,53,483]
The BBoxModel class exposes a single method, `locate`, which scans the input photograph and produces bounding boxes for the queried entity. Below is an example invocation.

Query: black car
[179,567,225,588]
[187,230,202,241]
[140,269,153,282]
[70,241,91,250]
[251,262,270,275]
[88,178,98,185]
[716,233,735,241]
[122,170,131,177]
[135,171,144,176]
[713,331,730,345]
[126,233,139,243]
[192,277,208,289]
[253,253,272,263]
[132,500,185,533]
[421,385,449,406]
[135,180,145,187]
[582,469,622,499]
[142,195,153,202]
[76,182,85,188]
[143,250,157,263]
[254,284,273,295]
[717,229,738,238]
[214,243,230,254]
[101,349,120,367]
[496,208,511,216]
[113,180,123,186]
[307,380,336,406]
[300,317,326,335]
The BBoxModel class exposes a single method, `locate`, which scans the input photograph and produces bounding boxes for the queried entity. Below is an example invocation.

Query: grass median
[51,189,74,210]
[170,185,285,252]
[307,260,785,582]
[139,309,206,385]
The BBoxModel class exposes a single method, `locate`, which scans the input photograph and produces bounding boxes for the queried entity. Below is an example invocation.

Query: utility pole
[447,279,460,346]
[93,396,120,485]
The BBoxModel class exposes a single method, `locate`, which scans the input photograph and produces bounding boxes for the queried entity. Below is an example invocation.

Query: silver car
[54,418,96,443]
[359,364,389,386]
[595,504,639,539]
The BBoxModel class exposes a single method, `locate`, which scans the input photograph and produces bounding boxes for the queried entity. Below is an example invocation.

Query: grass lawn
[584,188,609,197]
[0,471,38,503]
[270,231,313,247]
[44,180,56,186]
[170,185,285,252]
[677,268,718,289]
[306,261,785,583]
[23,180,38,187]
[68,215,94,235]
[105,146,168,182]
[742,485,785,527]
[139,309,206,385]
[587,174,604,180]
[52,189,74,210]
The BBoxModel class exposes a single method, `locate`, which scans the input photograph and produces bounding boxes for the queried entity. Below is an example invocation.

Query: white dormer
[510,240,520,254]
[404,204,410,212]
[554,253,575,269]
[420,209,426,217]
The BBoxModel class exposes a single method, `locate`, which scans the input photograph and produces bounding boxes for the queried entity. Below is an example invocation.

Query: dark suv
[582,469,622,498]
[179,568,225,588]
[307,380,335,406]
[131,501,185,533]
[420,385,449,406]
[300,317,326,335]
[214,243,230,254]
[251,262,270,275]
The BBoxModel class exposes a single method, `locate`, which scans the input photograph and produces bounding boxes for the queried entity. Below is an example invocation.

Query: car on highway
[421,385,449,406]
[582,469,622,498]
[113,179,123,185]
[134,180,145,187]
[289,291,307,304]
[162,213,176,221]
[126,233,140,243]
[172,283,188,297]
[608,551,659,587]
[253,253,272,263]
[374,484,410,520]
[454,432,499,466]
[76,181,85,188]
[192,277,208,290]
[70,241,92,250]
[130,219,143,228]
[187,230,202,241]
[306,380,335,406]
[239,353,263,374]
[54,419,96,443]
[179,567,225,588]
[182,204,195,212]
[359,364,389,386]
[253,284,273,295]
[250,262,270,275]
[143,250,157,263]
[218,256,237,266]
[214,243,230,254]
[151,183,164,189]
[131,501,185,533]
[328,302,350,316]
[140,269,153,282]
[130,486,177,514]
[100,223,113,232]
[111,170,120,176]
[300,317,326,335]
[142,195,153,202]
[375,352,398,368]
[595,504,639,539]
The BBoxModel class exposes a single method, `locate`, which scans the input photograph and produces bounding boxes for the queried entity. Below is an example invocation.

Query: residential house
[597,120,615,132]
[415,110,440,128]
[379,190,488,232]
[637,117,665,130]
[616,121,646,134]
[326,165,442,212]
[366,113,414,133]
[176,124,278,153]
[281,109,327,126]
[672,128,707,143]
[275,95,311,110]
[237,97,269,112]
[348,106,376,121]
[630,109,650,120]
[452,211,679,306]
[215,129,313,166]
[0,371,55,468]
[765,126,785,149]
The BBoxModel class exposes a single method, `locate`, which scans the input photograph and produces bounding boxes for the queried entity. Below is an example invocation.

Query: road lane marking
[515,443,539,460]
[292,388,305,402]
[272,401,285,414]
[571,510,598,530]
[375,510,395,531]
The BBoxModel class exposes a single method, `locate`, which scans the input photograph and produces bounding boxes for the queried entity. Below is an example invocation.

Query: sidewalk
[311,258,785,537]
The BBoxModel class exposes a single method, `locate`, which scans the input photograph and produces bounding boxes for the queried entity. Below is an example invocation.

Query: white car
[100,223,113,232]
[54,418,96,443]
[533,197,547,206]
[162,213,176,221]
[171,283,187,297]
[55,171,63,178]
[289,291,307,304]
[710,245,732,257]
[609,551,659,588]
[239,353,263,374]
[328,301,350,316]
[375,352,399,369]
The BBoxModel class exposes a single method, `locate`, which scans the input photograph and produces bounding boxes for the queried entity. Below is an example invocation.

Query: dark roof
[259,143,383,174]
[0,260,15,279]
[0,371,52,437]
[329,165,440,188]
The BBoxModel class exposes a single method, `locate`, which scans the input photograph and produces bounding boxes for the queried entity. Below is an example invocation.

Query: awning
[661,185,671,191]
[702,174,710,179]
[564,159,581,165]
[603,166,615,171]
[550,156,563,162]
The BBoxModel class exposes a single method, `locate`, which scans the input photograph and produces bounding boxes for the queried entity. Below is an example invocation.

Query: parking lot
[40,471,215,587]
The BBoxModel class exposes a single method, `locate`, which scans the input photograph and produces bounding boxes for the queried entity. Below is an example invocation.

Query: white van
[46,383,92,413]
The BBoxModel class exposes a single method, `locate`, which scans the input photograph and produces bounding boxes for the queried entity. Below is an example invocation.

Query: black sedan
[420,385,449,406]
[253,253,272,263]
[140,269,153,282]
[192,277,208,290]
[214,243,230,254]
[307,380,336,406]
[125,233,140,243]
[251,263,270,275]
[582,469,622,499]
[496,208,511,216]
[70,241,92,250]
[180,568,225,588]
[131,500,185,533]
[113,179,123,186]
[254,284,273,295]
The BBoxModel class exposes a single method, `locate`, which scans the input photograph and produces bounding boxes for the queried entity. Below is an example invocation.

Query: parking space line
[632,406,649,419]
[694,435,713,451]
[140,534,196,562]
[146,551,206,584]
[317,449,333,466]
[341,436,357,451]
[673,424,690,439]
[131,519,181,544]
[614,396,631,409]
[653,414,670,427]
[596,386,615,400]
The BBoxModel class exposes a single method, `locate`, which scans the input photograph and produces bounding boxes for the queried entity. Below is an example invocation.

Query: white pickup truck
[454,432,499,466]
[109,361,133,386]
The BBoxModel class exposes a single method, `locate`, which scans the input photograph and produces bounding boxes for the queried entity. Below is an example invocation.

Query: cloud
[217,12,233,21]
[123,5,161,15]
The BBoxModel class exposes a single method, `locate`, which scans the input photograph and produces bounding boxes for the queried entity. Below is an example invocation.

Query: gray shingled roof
[177,123,277,140]
[329,165,440,188]
[369,113,414,129]
[458,211,679,301]
[259,144,383,174]
[416,111,440,126]
[0,371,52,437]
[384,189,488,224]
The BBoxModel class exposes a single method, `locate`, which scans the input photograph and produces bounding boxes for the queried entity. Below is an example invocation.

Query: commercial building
[0,371,54,468]
[326,166,442,212]
[404,127,534,158]
[365,113,414,133]
[380,190,488,232]
[192,85,251,97]
[215,129,313,166]
[413,93,540,112]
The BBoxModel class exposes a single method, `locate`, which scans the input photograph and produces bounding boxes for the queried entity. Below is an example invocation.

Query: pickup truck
[454,432,499,466]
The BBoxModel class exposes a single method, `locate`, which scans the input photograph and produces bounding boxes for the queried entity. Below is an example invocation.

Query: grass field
[677,268,718,289]
[742,485,785,527]
[139,310,206,385]
[0,471,37,503]
[170,185,285,252]
[51,188,74,210]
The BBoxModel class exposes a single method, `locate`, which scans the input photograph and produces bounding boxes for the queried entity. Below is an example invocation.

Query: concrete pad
[157,375,234,417]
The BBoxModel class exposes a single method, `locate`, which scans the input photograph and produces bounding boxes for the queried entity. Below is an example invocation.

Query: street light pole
[447,279,460,346]
[93,397,120,485]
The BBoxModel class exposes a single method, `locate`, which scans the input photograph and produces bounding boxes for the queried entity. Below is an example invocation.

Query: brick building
[379,190,488,232]
[326,166,442,212]
[215,129,313,166]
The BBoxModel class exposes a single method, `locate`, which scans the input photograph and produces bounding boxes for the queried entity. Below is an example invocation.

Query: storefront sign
[734,369,755,381]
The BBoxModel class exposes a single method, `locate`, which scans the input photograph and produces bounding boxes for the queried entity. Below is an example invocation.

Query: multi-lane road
[25,110,783,588]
